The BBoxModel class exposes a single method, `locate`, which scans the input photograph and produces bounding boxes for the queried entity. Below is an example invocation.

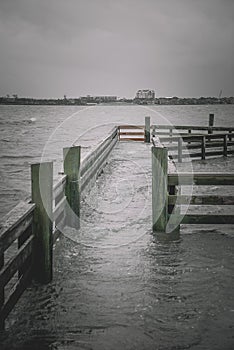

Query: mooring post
[63,146,81,229]
[169,128,173,143]
[0,253,4,330]
[223,134,228,157]
[178,138,183,163]
[152,146,168,232]
[201,135,206,160]
[145,116,150,143]
[208,113,214,135]
[31,162,53,284]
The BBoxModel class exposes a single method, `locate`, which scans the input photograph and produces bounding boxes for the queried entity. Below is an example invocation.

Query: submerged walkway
[1,142,234,350]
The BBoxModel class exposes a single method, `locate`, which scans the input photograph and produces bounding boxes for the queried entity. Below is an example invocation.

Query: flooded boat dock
[1,124,234,349]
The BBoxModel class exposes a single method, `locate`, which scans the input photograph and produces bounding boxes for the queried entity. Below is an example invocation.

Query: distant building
[80,95,117,103]
[135,89,155,99]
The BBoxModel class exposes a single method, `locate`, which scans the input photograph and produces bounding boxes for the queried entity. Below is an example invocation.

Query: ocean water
[0,104,234,349]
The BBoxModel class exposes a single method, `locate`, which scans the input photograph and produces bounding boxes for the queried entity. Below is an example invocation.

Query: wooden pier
[0,114,234,330]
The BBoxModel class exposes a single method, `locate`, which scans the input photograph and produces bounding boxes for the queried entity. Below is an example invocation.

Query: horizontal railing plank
[53,196,66,222]
[156,133,234,143]
[0,202,35,255]
[152,125,234,131]
[168,195,234,205]
[168,173,234,186]
[119,137,145,141]
[53,175,67,202]
[166,141,234,151]
[181,214,234,225]
[0,266,32,324]
[118,125,144,129]
[81,127,118,177]
[80,137,117,192]
[119,131,145,135]
[0,235,34,290]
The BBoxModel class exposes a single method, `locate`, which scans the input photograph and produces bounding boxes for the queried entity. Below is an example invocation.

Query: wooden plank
[119,137,145,141]
[53,175,67,203]
[0,235,34,290]
[53,196,66,222]
[18,224,32,278]
[119,131,145,136]
[159,132,234,143]
[152,125,234,131]
[80,137,116,192]
[190,150,234,158]
[181,214,234,225]
[168,173,234,186]
[152,146,168,232]
[80,130,118,177]
[118,125,144,129]
[170,149,234,160]
[168,195,234,205]
[0,201,35,255]
[0,266,32,325]
[31,162,53,284]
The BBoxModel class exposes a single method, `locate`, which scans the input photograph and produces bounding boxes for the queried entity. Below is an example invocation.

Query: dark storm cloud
[0,0,233,97]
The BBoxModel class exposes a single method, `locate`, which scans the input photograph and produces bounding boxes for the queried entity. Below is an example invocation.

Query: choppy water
[0,104,234,349]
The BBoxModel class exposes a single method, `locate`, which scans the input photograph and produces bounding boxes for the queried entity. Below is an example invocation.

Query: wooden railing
[118,125,145,141]
[0,201,35,330]
[152,125,234,162]
[152,145,234,236]
[118,116,151,142]
[0,126,119,330]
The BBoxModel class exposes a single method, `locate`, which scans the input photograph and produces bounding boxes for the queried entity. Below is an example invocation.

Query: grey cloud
[0,0,233,97]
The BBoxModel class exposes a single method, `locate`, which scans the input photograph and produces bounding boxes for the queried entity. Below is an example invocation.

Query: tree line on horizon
[0,95,234,105]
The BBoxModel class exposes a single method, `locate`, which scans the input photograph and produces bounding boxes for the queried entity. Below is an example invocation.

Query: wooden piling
[63,146,81,229]
[201,136,206,160]
[223,134,228,157]
[145,116,150,143]
[169,128,173,143]
[178,138,183,163]
[152,146,168,232]
[31,162,53,284]
[208,113,214,134]
[0,254,4,330]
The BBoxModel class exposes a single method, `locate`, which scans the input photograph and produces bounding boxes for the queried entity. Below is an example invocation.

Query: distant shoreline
[0,96,234,106]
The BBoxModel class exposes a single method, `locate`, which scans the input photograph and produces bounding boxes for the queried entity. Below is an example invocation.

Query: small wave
[0,154,37,159]
[1,139,11,142]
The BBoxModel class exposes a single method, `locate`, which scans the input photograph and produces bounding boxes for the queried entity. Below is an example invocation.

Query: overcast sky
[0,0,234,98]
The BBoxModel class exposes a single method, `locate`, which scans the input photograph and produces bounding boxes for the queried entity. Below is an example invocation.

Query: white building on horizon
[135,89,155,99]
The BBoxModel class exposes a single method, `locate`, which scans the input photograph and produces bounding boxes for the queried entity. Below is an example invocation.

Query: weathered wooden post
[188,129,191,144]
[223,134,228,157]
[169,128,173,143]
[31,162,53,284]
[178,138,183,163]
[152,146,168,232]
[228,130,232,142]
[145,116,150,143]
[0,253,4,330]
[63,146,81,229]
[208,113,214,134]
[201,135,206,160]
